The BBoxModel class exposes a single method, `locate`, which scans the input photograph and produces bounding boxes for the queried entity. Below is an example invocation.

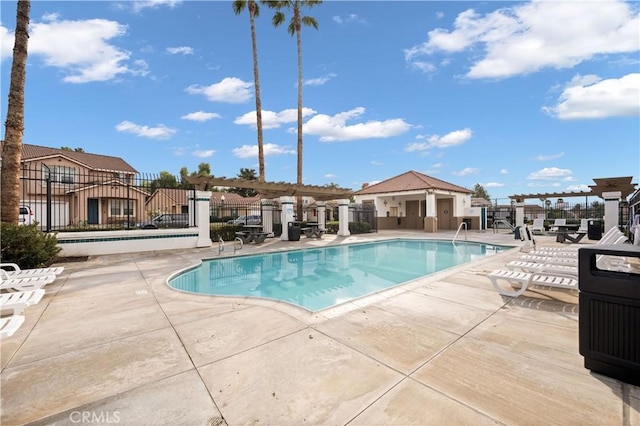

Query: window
[108,199,135,217]
[42,165,75,184]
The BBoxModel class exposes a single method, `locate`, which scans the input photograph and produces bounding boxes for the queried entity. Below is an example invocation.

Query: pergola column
[280,196,295,241]
[337,199,350,236]
[603,191,622,233]
[316,202,327,230]
[189,190,212,247]
[515,201,525,228]
[261,198,275,236]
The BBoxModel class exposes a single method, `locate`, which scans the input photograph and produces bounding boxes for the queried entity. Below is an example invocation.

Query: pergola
[509,176,637,202]
[185,176,353,201]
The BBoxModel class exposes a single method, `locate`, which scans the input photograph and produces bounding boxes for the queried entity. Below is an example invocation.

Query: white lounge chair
[0,274,55,292]
[0,315,25,339]
[533,227,626,253]
[506,261,578,276]
[0,263,64,280]
[530,219,545,235]
[520,255,578,266]
[487,269,577,297]
[0,289,45,315]
[549,218,567,233]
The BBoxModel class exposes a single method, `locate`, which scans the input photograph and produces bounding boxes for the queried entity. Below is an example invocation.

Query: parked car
[139,213,189,229]
[19,205,34,225]
[227,215,261,226]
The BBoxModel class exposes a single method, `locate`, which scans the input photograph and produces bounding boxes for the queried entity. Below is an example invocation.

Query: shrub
[1,223,61,268]
[326,221,371,234]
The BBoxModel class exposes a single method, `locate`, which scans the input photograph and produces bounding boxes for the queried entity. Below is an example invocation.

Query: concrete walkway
[1,230,638,425]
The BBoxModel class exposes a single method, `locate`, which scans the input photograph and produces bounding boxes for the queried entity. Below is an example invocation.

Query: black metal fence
[19,165,197,231]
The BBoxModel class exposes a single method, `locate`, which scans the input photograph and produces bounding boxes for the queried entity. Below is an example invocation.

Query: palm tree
[265,0,321,219]
[233,0,266,183]
[1,0,30,224]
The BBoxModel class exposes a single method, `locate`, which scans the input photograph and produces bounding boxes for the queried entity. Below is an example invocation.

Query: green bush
[1,223,61,268]
[326,221,371,234]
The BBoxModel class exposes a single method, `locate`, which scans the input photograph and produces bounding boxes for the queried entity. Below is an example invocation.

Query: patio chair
[0,274,55,292]
[530,219,545,235]
[549,218,567,233]
[517,225,536,252]
[0,289,45,315]
[532,227,626,254]
[0,263,64,280]
[487,268,577,297]
[577,219,589,234]
[0,315,25,339]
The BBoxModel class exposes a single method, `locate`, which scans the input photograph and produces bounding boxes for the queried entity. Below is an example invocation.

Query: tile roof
[15,143,137,173]
[355,170,473,195]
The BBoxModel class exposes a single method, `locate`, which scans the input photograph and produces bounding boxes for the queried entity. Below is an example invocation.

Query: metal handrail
[452,222,468,243]
[217,236,225,255]
[493,219,515,233]
[234,237,244,254]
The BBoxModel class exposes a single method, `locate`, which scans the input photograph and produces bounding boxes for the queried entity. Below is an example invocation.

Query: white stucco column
[317,201,327,229]
[189,190,212,247]
[424,192,437,232]
[337,199,350,236]
[280,196,295,241]
[515,202,525,228]
[261,198,274,236]
[603,191,621,234]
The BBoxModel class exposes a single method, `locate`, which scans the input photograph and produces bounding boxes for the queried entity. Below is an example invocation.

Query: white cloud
[167,46,194,55]
[500,169,509,174]
[115,121,177,140]
[131,0,183,13]
[411,61,437,73]
[303,107,411,142]
[181,111,221,122]
[186,77,252,103]
[527,167,572,180]
[371,161,384,166]
[485,182,505,188]
[0,15,149,83]
[405,0,640,79]
[543,73,640,119]
[405,128,472,151]
[535,152,565,161]
[332,14,367,25]
[235,108,316,129]
[192,150,214,158]
[452,167,478,176]
[304,73,337,86]
[232,143,296,159]
[324,173,337,179]
[566,184,591,192]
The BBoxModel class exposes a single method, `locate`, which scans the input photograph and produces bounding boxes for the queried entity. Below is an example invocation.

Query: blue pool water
[168,239,509,311]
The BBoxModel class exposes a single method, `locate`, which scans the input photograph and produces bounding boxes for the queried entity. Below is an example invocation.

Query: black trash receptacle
[288,222,301,241]
[579,245,640,386]
[587,220,603,240]
[462,218,472,229]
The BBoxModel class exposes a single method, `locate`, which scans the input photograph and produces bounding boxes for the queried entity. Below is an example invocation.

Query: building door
[88,198,99,225]
[437,198,453,230]
[406,200,420,228]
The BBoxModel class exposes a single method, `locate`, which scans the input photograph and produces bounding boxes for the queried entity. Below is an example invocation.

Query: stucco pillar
[189,190,212,247]
[603,191,621,234]
[515,202,525,228]
[316,202,327,229]
[280,196,295,241]
[261,198,274,236]
[337,199,350,236]
[424,192,437,233]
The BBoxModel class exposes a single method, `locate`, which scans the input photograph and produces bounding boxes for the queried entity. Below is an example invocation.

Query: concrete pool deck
[1,230,638,425]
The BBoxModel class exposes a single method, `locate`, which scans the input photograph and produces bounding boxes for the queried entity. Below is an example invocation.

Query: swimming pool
[168,239,509,311]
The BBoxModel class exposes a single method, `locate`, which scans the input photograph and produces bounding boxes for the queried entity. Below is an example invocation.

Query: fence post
[189,190,212,247]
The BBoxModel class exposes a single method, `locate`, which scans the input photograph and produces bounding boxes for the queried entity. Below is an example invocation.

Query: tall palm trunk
[295,7,304,219]
[249,0,266,183]
[1,0,30,224]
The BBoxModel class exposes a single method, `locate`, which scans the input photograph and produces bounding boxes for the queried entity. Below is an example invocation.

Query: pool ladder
[234,236,244,254]
[452,221,468,243]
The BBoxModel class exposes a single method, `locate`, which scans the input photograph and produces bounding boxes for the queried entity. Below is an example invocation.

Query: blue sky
[1,0,639,202]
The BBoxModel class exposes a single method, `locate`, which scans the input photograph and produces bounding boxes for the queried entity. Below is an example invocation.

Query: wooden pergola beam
[185,176,353,201]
